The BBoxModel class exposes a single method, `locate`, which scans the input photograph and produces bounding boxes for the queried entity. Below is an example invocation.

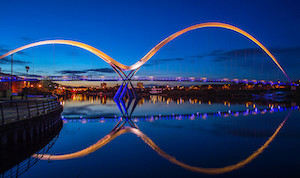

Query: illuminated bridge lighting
[0,22,290,82]
[0,75,293,86]
[60,106,295,123]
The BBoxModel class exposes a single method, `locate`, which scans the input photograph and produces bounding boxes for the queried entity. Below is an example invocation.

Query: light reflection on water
[61,94,284,118]
[34,111,291,175]
[17,94,300,177]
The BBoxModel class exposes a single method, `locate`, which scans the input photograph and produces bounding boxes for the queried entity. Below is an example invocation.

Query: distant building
[0,72,40,97]
[0,72,25,97]
[150,87,162,94]
[101,82,107,89]
[137,82,144,89]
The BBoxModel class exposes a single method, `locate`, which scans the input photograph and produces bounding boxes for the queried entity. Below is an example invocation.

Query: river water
[10,95,300,177]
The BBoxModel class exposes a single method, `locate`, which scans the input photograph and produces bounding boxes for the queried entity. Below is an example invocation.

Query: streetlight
[10,54,13,101]
[25,66,30,77]
[25,66,30,87]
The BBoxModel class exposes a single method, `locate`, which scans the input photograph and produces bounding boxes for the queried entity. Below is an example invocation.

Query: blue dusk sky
[0,0,300,83]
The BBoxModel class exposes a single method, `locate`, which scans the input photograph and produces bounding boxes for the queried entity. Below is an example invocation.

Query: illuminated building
[137,82,144,89]
[101,82,107,89]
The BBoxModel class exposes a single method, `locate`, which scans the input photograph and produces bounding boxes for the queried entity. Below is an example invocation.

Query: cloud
[0,57,31,65]
[144,57,185,67]
[202,46,300,80]
[86,68,114,73]
[36,70,49,74]
[26,74,42,77]
[58,67,115,75]
[206,49,225,56]
[0,45,29,56]
[190,55,204,58]
[18,36,34,42]
[159,57,184,62]
[65,51,81,57]
[13,72,42,77]
[0,48,9,54]
[58,70,84,75]
[208,47,300,63]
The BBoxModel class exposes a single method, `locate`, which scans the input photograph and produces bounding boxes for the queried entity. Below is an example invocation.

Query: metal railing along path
[0,97,61,125]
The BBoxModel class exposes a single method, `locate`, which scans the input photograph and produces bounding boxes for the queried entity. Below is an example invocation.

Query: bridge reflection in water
[33,88,293,175]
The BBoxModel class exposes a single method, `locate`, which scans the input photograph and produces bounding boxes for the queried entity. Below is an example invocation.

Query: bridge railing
[0,97,61,125]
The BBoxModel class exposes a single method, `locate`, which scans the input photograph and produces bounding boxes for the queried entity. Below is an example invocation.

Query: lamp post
[25,66,30,86]
[10,54,13,101]
[25,66,30,77]
[25,66,30,100]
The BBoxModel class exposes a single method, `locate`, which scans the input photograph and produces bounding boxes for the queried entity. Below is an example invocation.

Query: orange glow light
[0,22,290,82]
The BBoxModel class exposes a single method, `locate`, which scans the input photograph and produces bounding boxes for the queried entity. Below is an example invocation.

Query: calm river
[8,95,300,177]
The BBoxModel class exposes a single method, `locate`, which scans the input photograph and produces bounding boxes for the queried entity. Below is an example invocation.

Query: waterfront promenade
[0,97,61,125]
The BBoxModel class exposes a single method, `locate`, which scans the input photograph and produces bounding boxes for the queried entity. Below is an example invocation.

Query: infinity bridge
[0,22,291,82]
